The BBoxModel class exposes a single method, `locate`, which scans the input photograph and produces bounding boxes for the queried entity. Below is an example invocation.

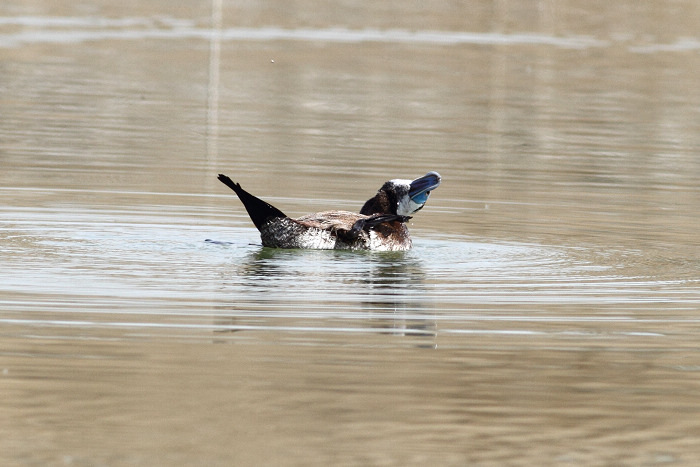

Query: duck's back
[260,211,411,251]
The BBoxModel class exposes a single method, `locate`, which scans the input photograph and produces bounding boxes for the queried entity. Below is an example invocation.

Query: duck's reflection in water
[357,251,435,341]
[214,246,435,344]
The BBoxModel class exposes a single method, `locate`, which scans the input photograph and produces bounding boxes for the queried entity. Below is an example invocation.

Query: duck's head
[360,171,441,216]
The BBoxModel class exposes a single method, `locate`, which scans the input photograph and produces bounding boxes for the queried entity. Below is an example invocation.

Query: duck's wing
[343,213,412,240]
[294,211,411,241]
[294,211,364,231]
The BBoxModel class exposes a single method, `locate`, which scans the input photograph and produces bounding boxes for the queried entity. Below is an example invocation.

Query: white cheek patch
[390,180,415,215]
[397,198,423,216]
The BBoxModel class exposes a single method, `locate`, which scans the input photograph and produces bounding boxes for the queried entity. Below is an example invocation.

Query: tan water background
[2,1,700,465]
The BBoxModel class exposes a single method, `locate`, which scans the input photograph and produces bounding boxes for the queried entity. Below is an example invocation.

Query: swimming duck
[217,171,441,251]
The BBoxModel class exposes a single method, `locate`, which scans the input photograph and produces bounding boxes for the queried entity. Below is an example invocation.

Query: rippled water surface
[2,1,700,465]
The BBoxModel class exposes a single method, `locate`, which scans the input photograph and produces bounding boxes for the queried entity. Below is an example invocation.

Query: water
[2,1,700,465]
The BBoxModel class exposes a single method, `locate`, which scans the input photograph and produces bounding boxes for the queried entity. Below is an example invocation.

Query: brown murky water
[2,1,700,465]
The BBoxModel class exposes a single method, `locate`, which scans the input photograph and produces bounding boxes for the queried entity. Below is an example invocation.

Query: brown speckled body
[260,211,411,251]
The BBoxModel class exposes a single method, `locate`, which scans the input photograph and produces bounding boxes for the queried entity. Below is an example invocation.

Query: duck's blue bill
[409,171,441,204]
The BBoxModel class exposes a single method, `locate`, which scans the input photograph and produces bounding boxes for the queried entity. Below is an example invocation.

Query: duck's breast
[366,222,412,251]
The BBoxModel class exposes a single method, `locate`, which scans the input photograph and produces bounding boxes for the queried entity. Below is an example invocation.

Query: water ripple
[2,15,695,53]
[3,200,699,344]
[0,16,607,49]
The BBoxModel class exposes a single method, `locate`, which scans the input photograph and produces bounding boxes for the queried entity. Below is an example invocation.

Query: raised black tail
[217,174,287,231]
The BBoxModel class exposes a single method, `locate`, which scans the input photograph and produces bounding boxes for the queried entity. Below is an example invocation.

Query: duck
[217,171,441,251]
